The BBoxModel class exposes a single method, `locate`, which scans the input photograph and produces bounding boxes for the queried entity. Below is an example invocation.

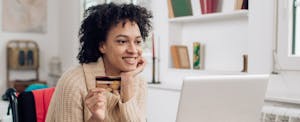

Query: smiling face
[99,20,143,76]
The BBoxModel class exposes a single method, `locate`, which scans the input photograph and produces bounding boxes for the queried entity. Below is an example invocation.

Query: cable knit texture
[45,58,147,122]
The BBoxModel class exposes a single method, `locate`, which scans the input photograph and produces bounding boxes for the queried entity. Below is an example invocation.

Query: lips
[122,57,137,65]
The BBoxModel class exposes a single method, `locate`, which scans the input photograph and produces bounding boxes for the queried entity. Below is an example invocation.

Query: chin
[122,66,137,72]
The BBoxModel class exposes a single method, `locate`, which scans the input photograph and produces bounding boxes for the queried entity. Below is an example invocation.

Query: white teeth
[123,57,136,64]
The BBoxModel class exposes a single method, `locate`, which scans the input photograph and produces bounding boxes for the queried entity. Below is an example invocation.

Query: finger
[123,57,145,77]
[134,61,146,75]
[85,91,94,99]
[94,102,106,110]
[85,94,106,108]
[90,101,106,112]
[86,88,106,100]
[90,97,106,110]
[137,57,145,65]
[112,90,120,95]
[86,90,106,102]
[89,88,107,93]
[90,93,106,102]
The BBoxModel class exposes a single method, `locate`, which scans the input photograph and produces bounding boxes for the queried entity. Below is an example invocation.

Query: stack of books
[168,0,249,18]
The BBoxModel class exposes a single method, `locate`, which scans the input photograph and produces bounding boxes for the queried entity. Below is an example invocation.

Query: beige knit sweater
[46,59,147,122]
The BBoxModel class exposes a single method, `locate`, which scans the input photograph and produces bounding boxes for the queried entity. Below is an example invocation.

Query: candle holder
[150,56,161,84]
[147,32,161,84]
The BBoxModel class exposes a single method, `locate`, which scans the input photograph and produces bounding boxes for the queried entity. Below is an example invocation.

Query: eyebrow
[115,34,142,39]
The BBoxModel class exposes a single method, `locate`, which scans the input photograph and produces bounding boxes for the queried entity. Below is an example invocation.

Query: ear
[99,42,106,54]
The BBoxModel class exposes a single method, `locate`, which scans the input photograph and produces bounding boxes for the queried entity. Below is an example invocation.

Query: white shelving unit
[168,10,249,74]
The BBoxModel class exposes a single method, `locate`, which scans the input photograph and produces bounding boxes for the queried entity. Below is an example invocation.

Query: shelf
[169,10,248,23]
[168,68,248,75]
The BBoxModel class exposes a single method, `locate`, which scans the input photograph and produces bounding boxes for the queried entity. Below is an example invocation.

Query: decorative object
[193,42,205,69]
[241,54,248,72]
[193,42,200,69]
[170,45,190,69]
[2,0,47,33]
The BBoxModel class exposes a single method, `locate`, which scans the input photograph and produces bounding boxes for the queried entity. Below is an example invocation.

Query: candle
[152,32,155,58]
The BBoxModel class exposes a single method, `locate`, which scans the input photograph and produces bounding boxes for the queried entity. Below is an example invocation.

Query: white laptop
[176,75,269,122]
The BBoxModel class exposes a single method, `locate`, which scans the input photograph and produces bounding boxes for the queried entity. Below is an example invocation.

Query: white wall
[58,0,81,71]
[0,0,60,94]
[248,0,273,74]
[249,0,300,100]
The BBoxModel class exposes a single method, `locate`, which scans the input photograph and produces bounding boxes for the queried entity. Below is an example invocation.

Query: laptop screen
[176,75,269,122]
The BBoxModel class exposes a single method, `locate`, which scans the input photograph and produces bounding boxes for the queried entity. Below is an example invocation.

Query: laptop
[176,75,269,122]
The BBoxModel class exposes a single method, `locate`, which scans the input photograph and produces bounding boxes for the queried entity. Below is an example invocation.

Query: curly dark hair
[77,3,153,64]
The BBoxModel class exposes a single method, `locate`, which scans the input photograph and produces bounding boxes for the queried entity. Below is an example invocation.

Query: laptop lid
[176,75,269,122]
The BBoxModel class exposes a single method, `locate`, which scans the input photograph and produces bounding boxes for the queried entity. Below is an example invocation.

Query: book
[242,0,248,10]
[200,0,207,14]
[171,0,193,17]
[235,0,244,10]
[167,0,175,18]
[200,0,219,14]
[191,0,201,15]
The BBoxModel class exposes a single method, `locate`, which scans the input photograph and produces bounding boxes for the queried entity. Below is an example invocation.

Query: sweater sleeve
[46,67,86,122]
[118,78,147,122]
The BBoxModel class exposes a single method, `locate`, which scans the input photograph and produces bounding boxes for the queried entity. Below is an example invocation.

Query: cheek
[138,48,143,55]
[110,47,126,56]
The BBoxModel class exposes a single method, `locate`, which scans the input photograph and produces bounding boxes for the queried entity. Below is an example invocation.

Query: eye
[135,40,144,46]
[116,40,128,44]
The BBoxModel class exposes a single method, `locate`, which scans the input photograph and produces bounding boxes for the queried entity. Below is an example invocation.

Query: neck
[102,57,120,76]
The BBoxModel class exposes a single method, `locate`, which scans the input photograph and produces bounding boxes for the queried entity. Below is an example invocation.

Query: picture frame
[2,0,47,33]
[170,45,191,69]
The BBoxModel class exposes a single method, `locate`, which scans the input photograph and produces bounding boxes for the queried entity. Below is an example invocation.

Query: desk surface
[148,83,300,105]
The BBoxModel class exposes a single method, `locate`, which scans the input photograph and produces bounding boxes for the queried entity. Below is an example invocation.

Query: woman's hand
[120,57,146,102]
[85,88,107,122]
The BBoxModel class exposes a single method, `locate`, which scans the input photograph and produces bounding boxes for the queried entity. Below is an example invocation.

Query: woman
[46,3,152,122]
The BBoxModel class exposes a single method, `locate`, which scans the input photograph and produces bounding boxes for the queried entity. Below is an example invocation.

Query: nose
[127,42,138,54]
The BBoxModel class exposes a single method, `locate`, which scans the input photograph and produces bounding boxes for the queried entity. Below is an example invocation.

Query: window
[84,0,103,10]
[80,0,149,20]
[277,0,300,70]
[82,0,137,11]
[293,0,300,55]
